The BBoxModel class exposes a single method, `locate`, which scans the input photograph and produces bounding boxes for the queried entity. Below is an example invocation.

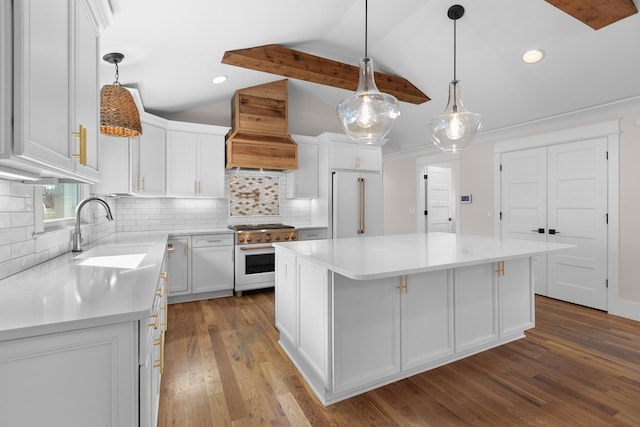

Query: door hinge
[499,212,502,220]
[499,164,503,172]
[606,279,609,288]
[424,174,428,180]
[606,213,609,224]
[424,210,428,216]
[606,151,609,160]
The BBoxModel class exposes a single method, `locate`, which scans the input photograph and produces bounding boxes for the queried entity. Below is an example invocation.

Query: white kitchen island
[273,233,573,406]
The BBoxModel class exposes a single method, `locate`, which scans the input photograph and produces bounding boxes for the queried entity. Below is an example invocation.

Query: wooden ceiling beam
[222,44,430,105]
[545,0,638,30]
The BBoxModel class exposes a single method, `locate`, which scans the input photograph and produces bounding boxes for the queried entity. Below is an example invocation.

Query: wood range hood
[225,79,298,171]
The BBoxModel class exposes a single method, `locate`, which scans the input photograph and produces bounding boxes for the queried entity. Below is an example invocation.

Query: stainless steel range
[229,224,298,295]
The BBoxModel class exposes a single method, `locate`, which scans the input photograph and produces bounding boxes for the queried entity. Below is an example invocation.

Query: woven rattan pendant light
[100,53,142,137]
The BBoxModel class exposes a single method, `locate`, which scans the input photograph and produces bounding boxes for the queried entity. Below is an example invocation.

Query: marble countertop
[274,232,575,280]
[0,232,172,342]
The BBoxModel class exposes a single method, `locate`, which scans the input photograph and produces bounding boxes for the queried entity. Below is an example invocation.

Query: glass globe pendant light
[337,0,401,145]
[428,5,482,152]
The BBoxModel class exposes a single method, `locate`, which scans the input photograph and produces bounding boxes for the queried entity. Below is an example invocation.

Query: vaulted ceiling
[100,0,639,154]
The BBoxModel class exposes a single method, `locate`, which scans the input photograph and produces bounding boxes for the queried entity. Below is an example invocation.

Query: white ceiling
[100,0,640,154]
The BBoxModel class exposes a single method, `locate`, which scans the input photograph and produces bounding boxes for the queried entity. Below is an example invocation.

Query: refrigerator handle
[358,177,365,234]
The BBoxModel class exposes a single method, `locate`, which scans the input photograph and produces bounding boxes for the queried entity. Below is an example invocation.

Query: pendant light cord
[364,0,368,57]
[113,61,120,86]
[453,17,457,81]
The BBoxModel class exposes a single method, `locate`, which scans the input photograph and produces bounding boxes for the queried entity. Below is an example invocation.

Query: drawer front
[298,228,327,241]
[191,233,234,248]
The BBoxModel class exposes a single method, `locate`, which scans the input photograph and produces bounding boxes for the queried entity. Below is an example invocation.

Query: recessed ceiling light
[212,75,228,84]
[522,49,545,64]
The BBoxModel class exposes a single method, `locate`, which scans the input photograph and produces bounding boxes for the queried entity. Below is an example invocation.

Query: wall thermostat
[460,194,472,204]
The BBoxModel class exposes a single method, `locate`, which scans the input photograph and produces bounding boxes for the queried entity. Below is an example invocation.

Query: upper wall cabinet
[93,113,167,196]
[319,132,382,172]
[9,0,108,182]
[166,121,230,198]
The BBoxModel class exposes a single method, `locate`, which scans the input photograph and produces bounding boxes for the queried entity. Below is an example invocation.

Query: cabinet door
[197,134,225,197]
[332,171,360,238]
[275,250,297,345]
[454,263,499,352]
[91,135,132,195]
[139,122,166,196]
[72,0,99,181]
[166,130,198,196]
[356,145,382,171]
[401,270,454,370]
[0,323,137,427]
[287,141,318,198]
[167,237,190,295]
[500,258,534,337]
[13,0,74,172]
[332,274,400,393]
[330,141,357,169]
[192,246,234,293]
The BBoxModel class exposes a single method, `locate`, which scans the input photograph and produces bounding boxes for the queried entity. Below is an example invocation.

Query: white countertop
[274,232,575,280]
[0,232,171,342]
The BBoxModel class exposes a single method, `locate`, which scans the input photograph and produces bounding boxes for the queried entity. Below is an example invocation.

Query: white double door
[500,138,608,310]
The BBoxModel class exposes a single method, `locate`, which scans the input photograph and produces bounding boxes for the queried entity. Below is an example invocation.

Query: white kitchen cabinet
[166,122,229,198]
[0,0,10,158]
[0,322,138,427]
[499,258,534,337]
[454,263,499,353]
[132,118,166,196]
[166,236,190,296]
[11,0,103,182]
[319,133,382,172]
[401,270,454,371]
[286,135,318,198]
[191,234,234,293]
[275,249,297,345]
[297,227,327,241]
[168,232,235,303]
[332,171,383,238]
[93,114,167,196]
[333,274,400,393]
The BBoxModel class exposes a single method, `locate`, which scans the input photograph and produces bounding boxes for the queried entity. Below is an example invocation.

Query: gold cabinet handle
[148,312,159,329]
[141,176,145,192]
[72,124,87,165]
[153,331,164,374]
[160,300,168,329]
[397,275,408,294]
[156,287,164,297]
[184,239,188,256]
[136,176,141,191]
[496,261,505,276]
[198,181,201,194]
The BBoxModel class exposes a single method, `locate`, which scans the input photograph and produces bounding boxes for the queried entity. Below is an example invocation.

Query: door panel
[426,166,452,233]
[500,147,548,295]
[547,139,608,310]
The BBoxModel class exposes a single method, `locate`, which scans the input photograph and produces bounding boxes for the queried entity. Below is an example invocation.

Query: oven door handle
[239,245,274,251]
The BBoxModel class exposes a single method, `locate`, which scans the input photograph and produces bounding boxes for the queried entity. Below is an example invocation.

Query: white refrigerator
[331,171,383,238]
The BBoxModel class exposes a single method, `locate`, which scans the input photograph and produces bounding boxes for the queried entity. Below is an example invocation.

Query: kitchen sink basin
[74,243,153,269]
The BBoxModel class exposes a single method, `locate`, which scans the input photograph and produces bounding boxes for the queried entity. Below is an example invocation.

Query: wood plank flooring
[158,291,640,426]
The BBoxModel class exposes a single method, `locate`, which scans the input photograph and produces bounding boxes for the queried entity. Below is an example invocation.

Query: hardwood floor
[158,291,640,426]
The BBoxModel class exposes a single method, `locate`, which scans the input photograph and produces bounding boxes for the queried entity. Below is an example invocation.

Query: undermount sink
[74,243,153,269]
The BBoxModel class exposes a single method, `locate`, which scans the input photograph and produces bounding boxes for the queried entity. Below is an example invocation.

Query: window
[42,183,79,227]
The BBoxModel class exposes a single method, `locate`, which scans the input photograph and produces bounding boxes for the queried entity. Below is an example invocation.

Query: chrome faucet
[72,197,114,252]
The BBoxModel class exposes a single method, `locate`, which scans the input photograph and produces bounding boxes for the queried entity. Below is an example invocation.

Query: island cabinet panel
[332,275,401,393]
[275,250,297,346]
[297,258,331,386]
[500,258,534,337]
[401,270,454,371]
[454,263,500,353]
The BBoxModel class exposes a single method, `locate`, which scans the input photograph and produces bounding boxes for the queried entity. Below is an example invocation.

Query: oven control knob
[246,237,252,243]
[275,236,281,241]
[284,235,289,240]
[265,236,271,242]
[256,237,262,242]
[238,237,244,244]
[290,235,296,240]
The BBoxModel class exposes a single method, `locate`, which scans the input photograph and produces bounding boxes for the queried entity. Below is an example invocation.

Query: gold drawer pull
[153,331,165,374]
[156,287,164,297]
[148,313,159,329]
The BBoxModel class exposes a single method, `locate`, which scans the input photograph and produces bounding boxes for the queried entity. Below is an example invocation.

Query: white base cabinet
[275,249,533,406]
[168,232,235,303]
